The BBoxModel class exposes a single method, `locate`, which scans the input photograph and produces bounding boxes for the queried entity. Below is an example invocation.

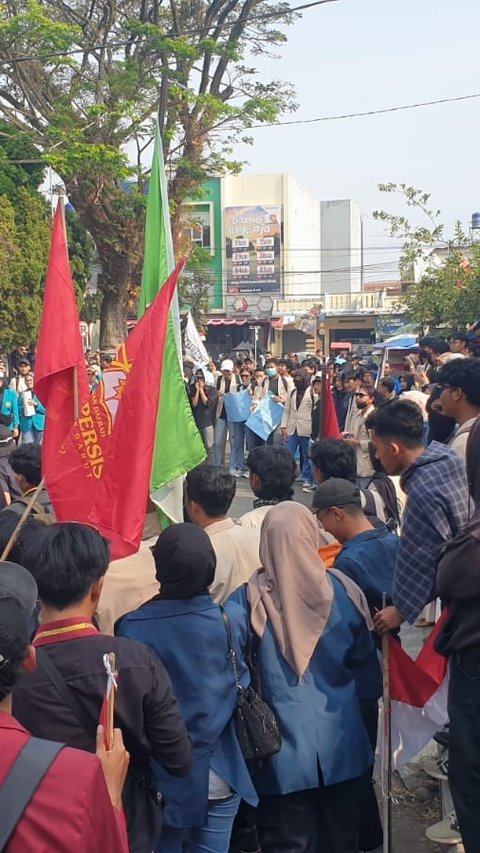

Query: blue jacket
[116,596,257,829]
[334,526,398,615]
[227,576,381,795]
[0,388,19,429]
[19,393,45,433]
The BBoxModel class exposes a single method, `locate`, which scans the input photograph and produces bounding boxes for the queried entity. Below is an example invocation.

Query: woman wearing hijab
[227,502,381,853]
[116,523,258,853]
[280,368,315,490]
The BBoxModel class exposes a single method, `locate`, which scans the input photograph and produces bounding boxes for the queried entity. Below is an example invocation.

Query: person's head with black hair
[277,358,292,376]
[437,358,480,424]
[342,367,365,394]
[27,522,110,615]
[246,446,296,503]
[426,387,456,444]
[9,444,42,492]
[449,332,469,355]
[186,463,236,528]
[419,337,450,365]
[377,376,397,403]
[0,511,46,567]
[301,359,316,376]
[310,438,357,484]
[366,399,424,475]
[399,372,416,392]
[0,563,38,707]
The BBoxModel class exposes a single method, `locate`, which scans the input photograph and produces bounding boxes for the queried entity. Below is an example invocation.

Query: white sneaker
[425,813,462,845]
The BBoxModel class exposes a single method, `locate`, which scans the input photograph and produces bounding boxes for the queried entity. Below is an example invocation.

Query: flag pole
[56,190,80,421]
[382,591,392,853]
[319,369,327,438]
[0,478,46,560]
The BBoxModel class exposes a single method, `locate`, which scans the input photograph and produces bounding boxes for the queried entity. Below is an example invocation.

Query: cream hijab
[247,502,334,678]
[247,502,373,679]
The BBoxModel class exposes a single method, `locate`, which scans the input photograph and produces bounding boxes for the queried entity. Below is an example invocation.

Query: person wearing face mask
[343,384,376,483]
[264,359,292,403]
[280,369,315,491]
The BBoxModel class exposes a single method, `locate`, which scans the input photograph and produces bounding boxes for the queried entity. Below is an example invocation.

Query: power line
[0,0,338,65]
[244,92,480,128]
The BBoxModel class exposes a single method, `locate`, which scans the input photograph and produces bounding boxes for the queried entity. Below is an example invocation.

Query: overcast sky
[231,0,480,279]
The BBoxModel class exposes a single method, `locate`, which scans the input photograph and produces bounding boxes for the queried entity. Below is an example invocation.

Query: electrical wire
[0,0,338,65]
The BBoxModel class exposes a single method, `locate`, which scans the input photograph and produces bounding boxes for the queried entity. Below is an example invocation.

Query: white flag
[184,311,209,367]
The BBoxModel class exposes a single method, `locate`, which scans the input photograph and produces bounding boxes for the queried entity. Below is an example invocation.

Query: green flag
[139,126,206,522]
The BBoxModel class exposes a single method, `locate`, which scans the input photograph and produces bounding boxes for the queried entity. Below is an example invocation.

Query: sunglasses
[354,392,369,398]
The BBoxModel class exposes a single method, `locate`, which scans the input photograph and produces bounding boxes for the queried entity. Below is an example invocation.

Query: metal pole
[382,591,392,853]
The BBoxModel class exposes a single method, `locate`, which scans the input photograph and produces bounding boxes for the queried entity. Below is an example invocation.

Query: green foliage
[0,0,297,346]
[374,182,480,331]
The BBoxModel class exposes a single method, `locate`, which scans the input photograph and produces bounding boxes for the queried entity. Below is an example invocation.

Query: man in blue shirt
[311,477,398,616]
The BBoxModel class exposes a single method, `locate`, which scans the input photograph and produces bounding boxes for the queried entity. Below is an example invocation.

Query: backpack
[10,495,56,525]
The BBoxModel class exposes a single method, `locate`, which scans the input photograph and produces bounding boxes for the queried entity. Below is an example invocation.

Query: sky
[230,0,480,280]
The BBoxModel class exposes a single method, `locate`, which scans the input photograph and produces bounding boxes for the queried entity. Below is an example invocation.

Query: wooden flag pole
[0,477,46,561]
[382,591,392,853]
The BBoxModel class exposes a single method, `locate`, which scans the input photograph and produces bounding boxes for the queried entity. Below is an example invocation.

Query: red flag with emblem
[43,260,185,558]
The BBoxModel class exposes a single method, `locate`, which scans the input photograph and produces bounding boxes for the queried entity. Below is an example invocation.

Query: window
[182,206,212,250]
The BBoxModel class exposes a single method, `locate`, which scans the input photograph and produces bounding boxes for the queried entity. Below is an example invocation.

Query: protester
[342,368,364,435]
[6,444,54,521]
[311,478,397,617]
[436,358,480,461]
[0,377,19,438]
[9,358,31,394]
[227,502,381,853]
[376,376,397,405]
[214,359,239,470]
[382,362,401,393]
[186,464,260,603]
[0,561,130,852]
[449,332,470,356]
[280,368,315,491]
[264,359,292,403]
[96,508,161,634]
[117,524,258,853]
[12,522,192,853]
[332,373,350,430]
[343,383,375,482]
[189,368,217,463]
[436,417,480,853]
[238,445,296,528]
[0,426,22,507]
[19,373,45,445]
[398,372,429,430]
[8,345,28,376]
[367,401,470,634]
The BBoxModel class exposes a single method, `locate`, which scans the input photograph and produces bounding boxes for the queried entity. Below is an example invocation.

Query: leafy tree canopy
[0,0,297,348]
[373,183,480,333]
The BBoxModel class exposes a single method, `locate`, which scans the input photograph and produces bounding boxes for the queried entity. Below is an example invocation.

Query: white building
[320,199,363,294]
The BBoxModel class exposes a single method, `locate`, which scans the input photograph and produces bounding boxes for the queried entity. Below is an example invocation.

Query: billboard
[225,205,282,294]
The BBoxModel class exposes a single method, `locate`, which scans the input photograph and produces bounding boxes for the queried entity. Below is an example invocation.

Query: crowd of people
[1,327,480,852]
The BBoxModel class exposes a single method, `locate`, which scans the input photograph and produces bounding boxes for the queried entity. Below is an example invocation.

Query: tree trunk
[99,285,129,351]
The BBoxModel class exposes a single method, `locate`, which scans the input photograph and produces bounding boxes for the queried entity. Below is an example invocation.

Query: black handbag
[221,607,282,766]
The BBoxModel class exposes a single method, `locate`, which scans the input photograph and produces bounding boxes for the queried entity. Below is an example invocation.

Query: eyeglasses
[354,392,369,398]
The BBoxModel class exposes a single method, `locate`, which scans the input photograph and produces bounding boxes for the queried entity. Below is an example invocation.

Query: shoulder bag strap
[0,737,64,851]
[220,606,241,690]
[36,648,97,737]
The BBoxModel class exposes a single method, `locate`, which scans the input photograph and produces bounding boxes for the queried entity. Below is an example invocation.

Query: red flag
[389,610,449,768]
[44,260,184,558]
[35,204,90,467]
[322,378,341,439]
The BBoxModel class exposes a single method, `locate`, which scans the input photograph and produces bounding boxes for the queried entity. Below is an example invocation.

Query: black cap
[0,563,38,667]
[312,478,362,512]
[0,425,14,458]
[17,358,31,366]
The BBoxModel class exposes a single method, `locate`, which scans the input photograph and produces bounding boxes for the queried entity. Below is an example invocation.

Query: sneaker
[242,471,250,478]
[302,482,314,493]
[425,813,462,845]
[230,469,242,478]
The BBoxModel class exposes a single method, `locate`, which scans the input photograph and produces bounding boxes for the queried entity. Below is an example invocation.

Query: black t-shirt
[217,377,232,420]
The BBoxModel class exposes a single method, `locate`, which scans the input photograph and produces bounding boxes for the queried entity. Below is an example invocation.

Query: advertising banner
[225,205,282,294]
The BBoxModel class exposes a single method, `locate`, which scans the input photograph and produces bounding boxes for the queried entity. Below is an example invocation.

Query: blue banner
[223,389,252,423]
[245,395,284,441]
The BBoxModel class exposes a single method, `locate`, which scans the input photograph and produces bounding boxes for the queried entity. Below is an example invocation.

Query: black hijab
[152,522,216,600]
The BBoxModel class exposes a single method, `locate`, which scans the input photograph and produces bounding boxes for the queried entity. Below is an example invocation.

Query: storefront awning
[207,318,269,326]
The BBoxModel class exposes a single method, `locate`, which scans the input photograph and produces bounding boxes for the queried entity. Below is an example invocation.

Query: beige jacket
[205,517,260,604]
[215,374,239,421]
[96,513,160,634]
[280,388,315,437]
[350,403,375,477]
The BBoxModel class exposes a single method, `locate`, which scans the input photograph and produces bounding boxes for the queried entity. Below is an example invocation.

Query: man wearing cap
[311,478,397,617]
[213,358,239,470]
[9,358,31,394]
[0,561,130,851]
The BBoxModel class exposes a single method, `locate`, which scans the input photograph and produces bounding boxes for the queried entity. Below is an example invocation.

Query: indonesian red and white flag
[389,610,449,769]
